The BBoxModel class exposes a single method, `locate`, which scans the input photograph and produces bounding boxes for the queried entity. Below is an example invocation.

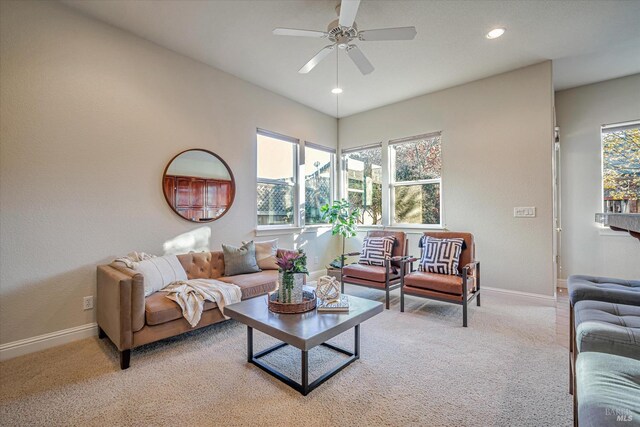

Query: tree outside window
[391,134,442,225]
[602,123,640,214]
[343,147,383,225]
[305,145,334,224]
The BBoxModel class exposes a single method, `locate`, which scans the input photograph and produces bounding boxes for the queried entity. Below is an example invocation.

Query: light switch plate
[514,207,536,218]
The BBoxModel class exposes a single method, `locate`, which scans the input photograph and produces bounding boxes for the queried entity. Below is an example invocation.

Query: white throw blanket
[113,251,156,269]
[160,279,242,327]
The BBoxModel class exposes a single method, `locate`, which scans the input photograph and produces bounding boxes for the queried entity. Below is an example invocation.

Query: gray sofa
[568,275,640,426]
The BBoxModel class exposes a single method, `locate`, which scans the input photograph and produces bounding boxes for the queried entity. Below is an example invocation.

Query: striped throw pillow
[358,236,395,267]
[418,236,464,275]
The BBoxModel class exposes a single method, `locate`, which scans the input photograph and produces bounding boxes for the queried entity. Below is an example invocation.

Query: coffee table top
[225,294,383,350]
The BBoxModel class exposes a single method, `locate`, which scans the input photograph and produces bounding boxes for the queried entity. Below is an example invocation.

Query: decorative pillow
[134,255,188,297]
[222,241,260,276]
[242,239,278,270]
[418,236,464,275]
[358,236,395,266]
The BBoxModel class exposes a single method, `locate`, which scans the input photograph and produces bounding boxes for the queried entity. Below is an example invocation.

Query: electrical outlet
[514,207,536,218]
[83,296,94,310]
[314,256,319,265]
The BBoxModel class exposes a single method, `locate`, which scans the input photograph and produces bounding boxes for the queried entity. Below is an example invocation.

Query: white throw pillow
[242,239,279,270]
[134,255,188,296]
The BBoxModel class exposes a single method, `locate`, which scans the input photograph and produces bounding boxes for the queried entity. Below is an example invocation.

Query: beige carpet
[0,286,571,426]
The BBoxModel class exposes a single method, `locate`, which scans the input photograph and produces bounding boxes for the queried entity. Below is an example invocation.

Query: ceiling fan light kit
[273,0,417,75]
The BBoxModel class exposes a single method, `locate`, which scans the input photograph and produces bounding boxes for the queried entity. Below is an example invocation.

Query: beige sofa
[97,250,287,369]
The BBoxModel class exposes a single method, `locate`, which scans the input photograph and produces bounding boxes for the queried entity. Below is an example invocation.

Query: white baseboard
[557,279,567,288]
[0,323,98,361]
[482,286,556,306]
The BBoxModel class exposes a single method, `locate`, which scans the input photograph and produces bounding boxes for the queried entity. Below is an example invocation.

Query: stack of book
[317,295,350,313]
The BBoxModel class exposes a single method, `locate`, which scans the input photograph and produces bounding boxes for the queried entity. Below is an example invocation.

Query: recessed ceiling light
[331,87,343,94]
[486,28,506,39]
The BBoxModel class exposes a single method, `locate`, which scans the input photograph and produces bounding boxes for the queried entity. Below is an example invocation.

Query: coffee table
[224,293,383,395]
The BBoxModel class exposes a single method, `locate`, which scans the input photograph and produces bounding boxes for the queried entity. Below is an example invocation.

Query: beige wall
[555,75,640,281]
[0,1,338,345]
[339,62,555,296]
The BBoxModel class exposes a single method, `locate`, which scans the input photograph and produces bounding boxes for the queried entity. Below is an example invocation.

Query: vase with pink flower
[276,249,308,303]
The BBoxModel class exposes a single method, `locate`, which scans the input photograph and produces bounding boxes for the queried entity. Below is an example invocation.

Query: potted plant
[320,199,360,269]
[276,249,308,303]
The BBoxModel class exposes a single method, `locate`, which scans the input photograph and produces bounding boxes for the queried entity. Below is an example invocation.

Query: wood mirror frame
[162,149,235,223]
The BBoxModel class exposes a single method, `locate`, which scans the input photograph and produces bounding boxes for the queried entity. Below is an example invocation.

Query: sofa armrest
[97,264,145,351]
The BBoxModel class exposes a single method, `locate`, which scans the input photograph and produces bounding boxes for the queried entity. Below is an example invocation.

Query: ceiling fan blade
[298,45,335,74]
[339,0,361,28]
[359,26,417,41]
[346,45,374,75]
[273,28,328,38]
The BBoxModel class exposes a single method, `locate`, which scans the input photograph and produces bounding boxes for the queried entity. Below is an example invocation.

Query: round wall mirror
[163,149,235,222]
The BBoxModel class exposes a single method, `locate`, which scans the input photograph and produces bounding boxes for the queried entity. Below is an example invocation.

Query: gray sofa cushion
[568,275,640,306]
[222,241,260,276]
[575,300,640,360]
[577,352,640,427]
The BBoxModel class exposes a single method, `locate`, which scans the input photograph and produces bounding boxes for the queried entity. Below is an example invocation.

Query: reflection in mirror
[163,149,235,222]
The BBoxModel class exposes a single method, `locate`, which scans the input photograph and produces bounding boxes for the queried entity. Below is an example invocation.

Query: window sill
[255,225,333,237]
[255,226,302,237]
[387,224,445,231]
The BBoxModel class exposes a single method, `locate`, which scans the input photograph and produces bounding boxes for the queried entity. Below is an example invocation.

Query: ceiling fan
[273,0,417,75]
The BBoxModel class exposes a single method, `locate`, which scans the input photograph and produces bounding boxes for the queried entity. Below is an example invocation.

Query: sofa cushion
[145,292,218,326]
[343,263,399,283]
[404,271,474,295]
[218,270,278,299]
[574,300,640,360]
[568,275,640,306]
[243,239,279,270]
[576,352,640,427]
[134,255,188,296]
[222,242,260,276]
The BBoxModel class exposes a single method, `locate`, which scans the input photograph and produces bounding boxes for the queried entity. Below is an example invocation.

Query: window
[343,145,383,225]
[390,133,442,225]
[602,121,640,214]
[257,130,298,226]
[304,143,334,225]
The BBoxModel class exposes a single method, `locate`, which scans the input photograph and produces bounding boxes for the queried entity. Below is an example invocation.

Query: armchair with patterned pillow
[400,231,480,327]
[340,231,409,309]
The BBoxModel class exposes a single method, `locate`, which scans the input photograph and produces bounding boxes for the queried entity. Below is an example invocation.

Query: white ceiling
[61,0,640,118]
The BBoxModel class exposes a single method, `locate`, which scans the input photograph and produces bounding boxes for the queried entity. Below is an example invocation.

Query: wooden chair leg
[98,327,106,339]
[476,292,481,307]
[400,288,405,312]
[120,350,131,370]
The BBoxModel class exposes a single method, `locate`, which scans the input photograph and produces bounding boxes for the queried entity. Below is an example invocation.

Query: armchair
[340,231,409,309]
[400,232,480,327]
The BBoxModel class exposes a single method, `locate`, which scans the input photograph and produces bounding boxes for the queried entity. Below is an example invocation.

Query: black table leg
[354,324,360,358]
[301,350,309,396]
[247,326,253,363]
[248,324,362,395]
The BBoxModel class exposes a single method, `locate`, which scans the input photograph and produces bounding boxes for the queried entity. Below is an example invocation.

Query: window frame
[341,142,385,227]
[303,141,336,227]
[389,132,443,228]
[256,128,300,230]
[600,120,640,217]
